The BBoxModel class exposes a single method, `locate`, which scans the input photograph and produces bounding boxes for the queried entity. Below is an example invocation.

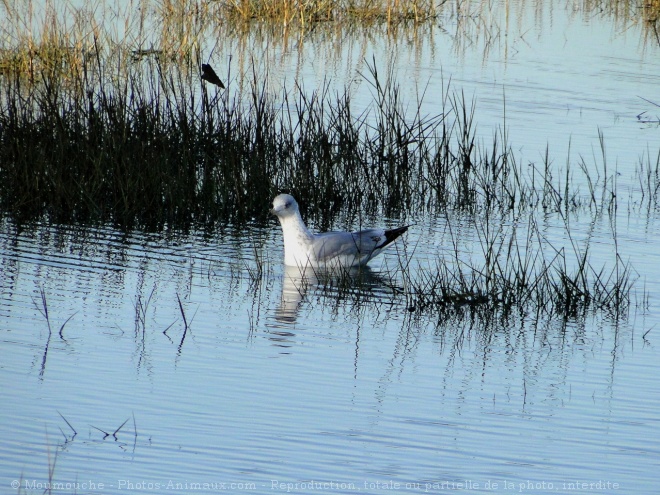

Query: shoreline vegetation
[0,0,658,76]
[1,0,658,323]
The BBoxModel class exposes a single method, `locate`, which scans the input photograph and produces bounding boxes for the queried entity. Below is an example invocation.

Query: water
[2,218,657,493]
[232,2,660,177]
[2,1,660,494]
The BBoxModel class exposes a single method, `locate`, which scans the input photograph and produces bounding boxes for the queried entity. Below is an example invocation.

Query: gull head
[271,193,300,219]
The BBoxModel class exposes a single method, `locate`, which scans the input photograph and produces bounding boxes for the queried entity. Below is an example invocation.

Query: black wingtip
[383,225,410,246]
[201,64,225,89]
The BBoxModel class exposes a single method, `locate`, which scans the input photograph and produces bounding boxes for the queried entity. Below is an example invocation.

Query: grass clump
[221,0,440,25]
[402,211,636,321]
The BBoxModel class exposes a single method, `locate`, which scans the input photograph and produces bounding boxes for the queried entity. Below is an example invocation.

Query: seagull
[271,193,409,268]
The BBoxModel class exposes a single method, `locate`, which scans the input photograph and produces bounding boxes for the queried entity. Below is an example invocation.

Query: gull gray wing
[310,231,365,264]
[311,226,408,265]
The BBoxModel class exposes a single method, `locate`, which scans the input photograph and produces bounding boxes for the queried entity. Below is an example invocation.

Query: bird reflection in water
[270,264,397,328]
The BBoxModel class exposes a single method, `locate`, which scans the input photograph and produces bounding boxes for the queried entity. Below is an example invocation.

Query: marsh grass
[0,50,646,318]
[402,211,636,321]
[1,4,654,320]
[0,49,447,229]
[220,0,440,25]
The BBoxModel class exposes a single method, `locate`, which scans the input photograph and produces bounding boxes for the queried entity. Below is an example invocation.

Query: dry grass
[220,0,440,25]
